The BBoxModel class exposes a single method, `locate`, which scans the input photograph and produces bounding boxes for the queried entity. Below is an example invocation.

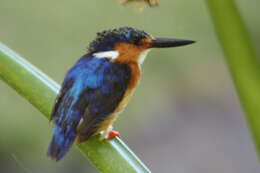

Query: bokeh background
[0,0,259,172]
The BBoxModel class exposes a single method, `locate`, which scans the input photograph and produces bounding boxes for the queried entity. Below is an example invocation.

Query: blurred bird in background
[121,0,159,7]
[47,27,195,161]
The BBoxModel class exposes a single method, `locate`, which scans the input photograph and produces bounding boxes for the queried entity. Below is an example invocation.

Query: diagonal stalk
[0,42,151,173]
[206,0,260,157]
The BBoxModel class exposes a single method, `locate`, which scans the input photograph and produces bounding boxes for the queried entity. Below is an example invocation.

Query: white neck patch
[93,49,151,64]
[93,50,119,59]
[138,49,150,65]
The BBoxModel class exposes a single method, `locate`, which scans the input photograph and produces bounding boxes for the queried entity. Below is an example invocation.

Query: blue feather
[48,55,131,160]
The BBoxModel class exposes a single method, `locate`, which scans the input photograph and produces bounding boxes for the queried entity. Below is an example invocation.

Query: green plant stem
[206,0,260,156]
[0,43,151,173]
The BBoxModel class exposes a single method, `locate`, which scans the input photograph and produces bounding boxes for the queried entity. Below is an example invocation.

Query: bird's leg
[98,113,122,141]
[100,125,121,141]
[106,130,122,141]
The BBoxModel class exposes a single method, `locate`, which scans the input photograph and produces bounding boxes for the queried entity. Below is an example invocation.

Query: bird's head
[88,27,195,64]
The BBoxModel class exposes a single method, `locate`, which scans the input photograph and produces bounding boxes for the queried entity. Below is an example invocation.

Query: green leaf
[206,0,260,156]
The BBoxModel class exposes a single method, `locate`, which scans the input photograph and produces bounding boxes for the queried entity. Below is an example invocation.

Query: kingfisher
[47,27,195,161]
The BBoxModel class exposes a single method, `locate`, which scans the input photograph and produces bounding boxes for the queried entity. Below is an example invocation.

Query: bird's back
[48,55,133,161]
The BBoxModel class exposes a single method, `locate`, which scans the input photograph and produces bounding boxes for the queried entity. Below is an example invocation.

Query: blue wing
[47,54,131,161]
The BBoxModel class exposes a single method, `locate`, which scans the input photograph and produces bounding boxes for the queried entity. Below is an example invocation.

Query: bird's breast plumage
[114,62,141,113]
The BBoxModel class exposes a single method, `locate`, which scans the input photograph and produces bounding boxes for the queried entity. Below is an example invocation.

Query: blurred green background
[0,0,259,172]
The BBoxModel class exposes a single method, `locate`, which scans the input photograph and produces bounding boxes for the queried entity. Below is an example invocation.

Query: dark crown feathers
[88,27,150,53]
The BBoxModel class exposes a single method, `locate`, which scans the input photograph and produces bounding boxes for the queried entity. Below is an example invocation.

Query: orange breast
[112,42,143,113]
[114,62,141,113]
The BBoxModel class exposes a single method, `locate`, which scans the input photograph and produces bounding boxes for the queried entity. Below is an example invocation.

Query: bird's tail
[47,125,76,161]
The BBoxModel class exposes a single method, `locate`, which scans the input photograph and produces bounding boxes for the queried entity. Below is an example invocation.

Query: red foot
[106,130,122,141]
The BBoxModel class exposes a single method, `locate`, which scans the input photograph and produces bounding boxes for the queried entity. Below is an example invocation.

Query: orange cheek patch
[114,43,143,64]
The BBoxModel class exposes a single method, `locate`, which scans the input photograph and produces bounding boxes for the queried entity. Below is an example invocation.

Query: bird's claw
[105,130,121,141]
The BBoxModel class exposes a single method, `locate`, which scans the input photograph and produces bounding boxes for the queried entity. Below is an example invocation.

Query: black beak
[151,38,196,48]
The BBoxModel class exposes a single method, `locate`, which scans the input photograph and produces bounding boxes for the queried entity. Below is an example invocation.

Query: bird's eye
[133,38,140,45]
[136,38,146,46]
